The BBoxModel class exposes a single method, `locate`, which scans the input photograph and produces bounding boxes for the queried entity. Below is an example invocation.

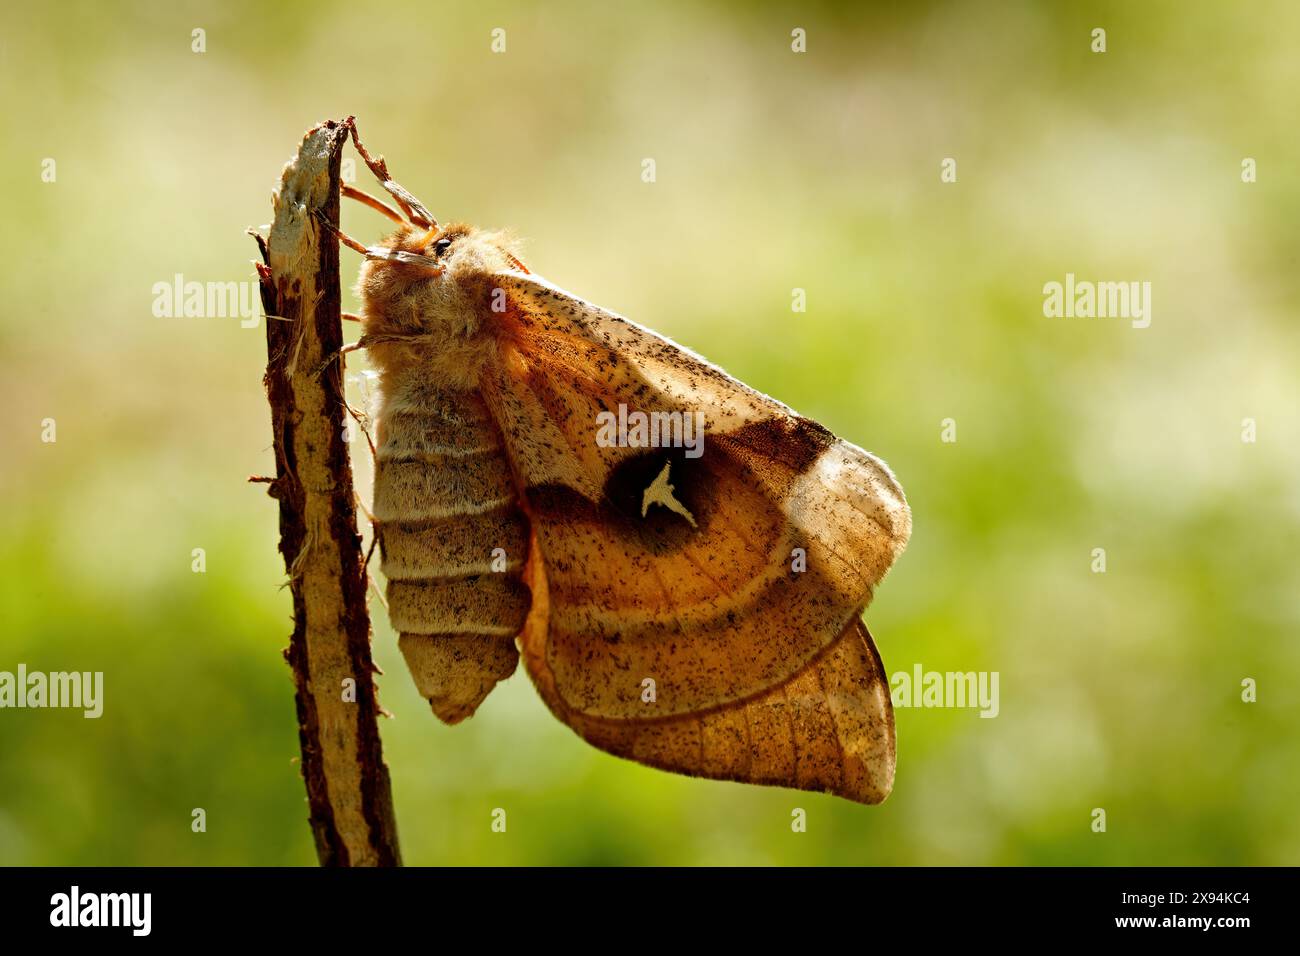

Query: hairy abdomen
[373,376,531,723]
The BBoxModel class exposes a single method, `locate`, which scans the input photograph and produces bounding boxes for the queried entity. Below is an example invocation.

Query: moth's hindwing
[373,375,531,723]
[479,272,911,802]
[521,530,897,803]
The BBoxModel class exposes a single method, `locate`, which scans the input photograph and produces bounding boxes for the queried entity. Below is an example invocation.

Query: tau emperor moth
[333,123,911,804]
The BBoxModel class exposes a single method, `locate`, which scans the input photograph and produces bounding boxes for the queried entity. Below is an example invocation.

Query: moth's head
[356,221,524,384]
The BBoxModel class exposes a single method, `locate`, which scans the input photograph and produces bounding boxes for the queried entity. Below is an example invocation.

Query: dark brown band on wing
[709,415,834,478]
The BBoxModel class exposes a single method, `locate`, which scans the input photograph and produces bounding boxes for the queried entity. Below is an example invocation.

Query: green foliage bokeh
[1,0,1297,865]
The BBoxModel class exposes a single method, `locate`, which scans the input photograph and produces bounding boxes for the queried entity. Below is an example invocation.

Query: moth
[336,125,911,804]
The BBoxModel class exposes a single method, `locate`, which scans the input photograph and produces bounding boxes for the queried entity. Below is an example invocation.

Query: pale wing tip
[792,441,913,594]
[854,445,913,561]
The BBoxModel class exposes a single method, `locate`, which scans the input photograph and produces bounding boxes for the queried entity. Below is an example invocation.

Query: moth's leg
[342,311,362,323]
[359,506,388,611]
[344,398,378,459]
[361,530,384,591]
[341,183,404,224]
[313,339,368,377]
[316,210,445,276]
[345,118,438,229]
[316,213,371,256]
[360,508,389,611]
[346,364,382,461]
[354,490,377,526]
[366,560,389,611]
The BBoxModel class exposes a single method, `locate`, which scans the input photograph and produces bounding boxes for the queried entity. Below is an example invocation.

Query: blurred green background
[1,0,1297,866]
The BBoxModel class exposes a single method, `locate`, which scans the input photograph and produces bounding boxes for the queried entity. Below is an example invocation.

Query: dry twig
[252,118,401,867]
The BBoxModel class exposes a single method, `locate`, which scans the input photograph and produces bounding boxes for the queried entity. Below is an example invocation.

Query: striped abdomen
[373,377,531,723]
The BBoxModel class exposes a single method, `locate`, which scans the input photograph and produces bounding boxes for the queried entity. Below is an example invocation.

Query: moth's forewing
[482,275,910,712]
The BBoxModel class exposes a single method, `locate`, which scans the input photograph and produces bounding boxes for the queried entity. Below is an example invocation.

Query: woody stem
[252,118,401,867]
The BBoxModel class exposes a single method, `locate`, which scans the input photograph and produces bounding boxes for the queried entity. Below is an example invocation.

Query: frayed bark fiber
[254,118,401,866]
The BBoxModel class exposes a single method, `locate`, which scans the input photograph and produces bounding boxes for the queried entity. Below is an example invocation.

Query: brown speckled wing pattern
[462,272,912,803]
